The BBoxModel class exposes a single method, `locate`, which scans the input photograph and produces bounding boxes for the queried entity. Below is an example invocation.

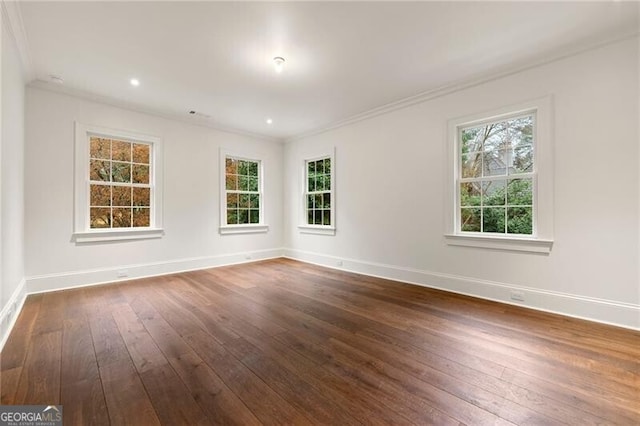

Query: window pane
[307,194,314,209]
[238,161,249,176]
[249,209,259,224]
[132,143,150,164]
[248,177,259,192]
[90,184,110,206]
[307,210,314,225]
[90,137,111,159]
[247,194,257,209]
[316,159,325,174]
[324,175,331,191]
[314,209,322,225]
[461,128,483,153]
[308,177,315,192]
[227,193,239,209]
[112,208,132,228]
[239,209,249,224]
[483,151,508,176]
[510,145,533,174]
[239,194,250,208]
[90,208,111,228]
[314,194,323,209]
[132,164,150,184]
[238,175,249,191]
[507,179,533,205]
[112,140,131,162]
[249,161,258,177]
[133,208,150,227]
[307,161,315,177]
[323,210,331,226]
[315,176,324,191]
[227,209,238,225]
[90,160,111,181]
[324,158,331,174]
[483,180,506,206]
[112,162,131,183]
[461,151,481,178]
[482,207,505,233]
[133,187,151,207]
[460,182,480,207]
[507,207,533,235]
[483,123,509,153]
[112,186,132,206]
[226,157,238,175]
[460,208,480,232]
[226,174,238,191]
[323,193,331,209]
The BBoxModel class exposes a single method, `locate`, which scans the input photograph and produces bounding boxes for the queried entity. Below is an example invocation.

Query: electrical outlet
[245,254,252,260]
[510,290,525,302]
[117,270,129,278]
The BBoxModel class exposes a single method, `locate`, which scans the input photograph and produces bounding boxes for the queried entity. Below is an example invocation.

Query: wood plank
[1,294,43,370]
[60,318,109,426]
[113,303,209,425]
[129,297,261,426]
[13,331,62,405]
[182,328,313,425]
[99,362,160,426]
[0,367,22,404]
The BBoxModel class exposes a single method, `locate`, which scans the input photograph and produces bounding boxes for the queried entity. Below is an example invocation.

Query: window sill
[445,233,553,254]
[73,228,164,243]
[220,224,269,235]
[298,225,336,236]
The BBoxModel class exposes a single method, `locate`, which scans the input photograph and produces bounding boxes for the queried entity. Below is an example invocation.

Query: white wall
[284,37,640,329]
[1,7,27,340]
[24,88,284,292]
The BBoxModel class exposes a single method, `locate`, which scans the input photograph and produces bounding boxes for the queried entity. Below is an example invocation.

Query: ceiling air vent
[188,110,212,119]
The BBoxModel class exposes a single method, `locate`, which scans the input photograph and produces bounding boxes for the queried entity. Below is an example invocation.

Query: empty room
[1,1,639,425]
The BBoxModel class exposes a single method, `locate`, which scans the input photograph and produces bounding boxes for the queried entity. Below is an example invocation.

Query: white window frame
[445,97,554,253]
[298,148,336,236]
[219,148,268,235]
[73,122,164,243]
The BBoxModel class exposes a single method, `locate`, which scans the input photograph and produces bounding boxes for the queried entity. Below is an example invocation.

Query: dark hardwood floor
[1,258,639,425]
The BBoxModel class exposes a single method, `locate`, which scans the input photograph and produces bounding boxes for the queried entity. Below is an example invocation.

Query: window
[306,157,332,226]
[219,150,268,234]
[445,98,553,253]
[73,123,163,243]
[299,150,335,235]
[459,114,534,235]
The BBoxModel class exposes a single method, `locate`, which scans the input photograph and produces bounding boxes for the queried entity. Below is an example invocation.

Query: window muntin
[306,157,332,226]
[458,113,535,235]
[224,156,261,225]
[89,137,152,229]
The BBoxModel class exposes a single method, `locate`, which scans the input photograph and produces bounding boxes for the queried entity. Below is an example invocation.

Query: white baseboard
[283,248,640,331]
[26,248,285,294]
[0,278,27,352]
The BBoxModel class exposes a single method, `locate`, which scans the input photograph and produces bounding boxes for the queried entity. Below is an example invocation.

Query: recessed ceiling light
[130,78,140,87]
[273,57,285,73]
[266,118,273,125]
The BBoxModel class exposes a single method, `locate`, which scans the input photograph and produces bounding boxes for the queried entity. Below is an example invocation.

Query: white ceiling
[15,1,639,141]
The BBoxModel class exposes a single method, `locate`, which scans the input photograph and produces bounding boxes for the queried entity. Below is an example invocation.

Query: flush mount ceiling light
[130,78,140,87]
[273,57,285,73]
[266,118,273,125]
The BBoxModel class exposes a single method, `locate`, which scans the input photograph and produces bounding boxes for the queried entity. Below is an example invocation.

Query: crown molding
[28,79,283,144]
[1,0,35,81]
[284,31,640,143]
